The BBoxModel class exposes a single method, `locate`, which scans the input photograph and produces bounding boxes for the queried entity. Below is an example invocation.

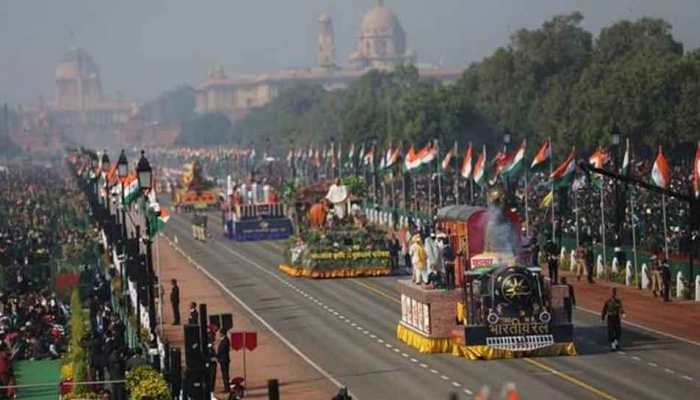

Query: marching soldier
[601,288,626,351]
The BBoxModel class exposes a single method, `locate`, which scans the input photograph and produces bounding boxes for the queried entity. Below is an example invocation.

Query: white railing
[485,334,555,352]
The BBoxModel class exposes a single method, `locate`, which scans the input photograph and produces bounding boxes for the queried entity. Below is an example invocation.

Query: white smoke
[484,206,518,255]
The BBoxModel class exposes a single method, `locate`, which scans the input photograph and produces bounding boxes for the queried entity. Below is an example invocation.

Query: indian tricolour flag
[123,173,140,205]
[550,149,576,189]
[501,140,526,177]
[421,142,438,165]
[363,146,374,167]
[384,146,401,170]
[530,140,551,172]
[651,146,671,189]
[473,147,486,186]
[404,146,422,172]
[588,146,609,169]
[147,197,170,239]
[441,148,454,172]
[693,143,700,198]
[460,144,473,179]
[621,139,630,175]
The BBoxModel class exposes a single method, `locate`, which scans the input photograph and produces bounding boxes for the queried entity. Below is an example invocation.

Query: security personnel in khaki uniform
[601,288,625,351]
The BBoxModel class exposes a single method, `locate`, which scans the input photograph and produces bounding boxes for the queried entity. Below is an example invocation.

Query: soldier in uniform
[601,288,625,351]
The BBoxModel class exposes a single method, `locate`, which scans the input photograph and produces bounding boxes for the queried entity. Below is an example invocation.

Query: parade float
[278,179,392,278]
[396,187,576,360]
[224,179,293,241]
[172,160,222,211]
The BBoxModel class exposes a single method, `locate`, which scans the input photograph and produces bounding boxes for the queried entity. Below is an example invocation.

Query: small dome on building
[55,47,99,80]
[350,0,408,69]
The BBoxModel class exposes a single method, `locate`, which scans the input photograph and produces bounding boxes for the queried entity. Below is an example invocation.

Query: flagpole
[437,139,442,208]
[630,185,639,288]
[453,141,459,205]
[524,168,530,237]
[662,194,669,258]
[574,185,580,249]
[401,141,407,210]
[600,179,607,274]
[550,139,555,242]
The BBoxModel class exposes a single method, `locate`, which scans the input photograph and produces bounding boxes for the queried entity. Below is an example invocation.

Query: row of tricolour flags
[285,139,700,197]
[74,155,169,239]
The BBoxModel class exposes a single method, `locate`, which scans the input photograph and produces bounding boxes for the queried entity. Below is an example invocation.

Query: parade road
[163,211,699,400]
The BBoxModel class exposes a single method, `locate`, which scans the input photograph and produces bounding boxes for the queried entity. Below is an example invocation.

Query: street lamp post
[611,126,625,264]
[117,150,130,324]
[136,150,158,366]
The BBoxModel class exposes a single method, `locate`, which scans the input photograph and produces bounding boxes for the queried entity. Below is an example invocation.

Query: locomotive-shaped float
[397,187,576,360]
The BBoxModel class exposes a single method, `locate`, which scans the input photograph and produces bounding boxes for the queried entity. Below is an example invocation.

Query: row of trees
[202,13,699,156]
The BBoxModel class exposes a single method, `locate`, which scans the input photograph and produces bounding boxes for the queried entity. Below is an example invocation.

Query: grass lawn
[13,359,61,400]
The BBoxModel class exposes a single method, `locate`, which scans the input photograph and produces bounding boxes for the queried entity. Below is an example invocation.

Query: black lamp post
[117,150,129,314]
[611,125,626,264]
[136,150,158,364]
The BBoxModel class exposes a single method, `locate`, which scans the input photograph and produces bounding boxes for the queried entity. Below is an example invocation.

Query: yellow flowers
[126,365,171,400]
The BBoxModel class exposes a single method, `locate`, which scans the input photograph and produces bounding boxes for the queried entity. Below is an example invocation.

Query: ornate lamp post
[136,150,158,365]
[117,150,130,318]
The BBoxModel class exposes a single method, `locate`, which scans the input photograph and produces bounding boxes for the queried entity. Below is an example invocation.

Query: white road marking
[419,363,428,368]
[648,362,658,367]
[169,229,480,398]
[161,236,352,396]
[464,388,473,395]
[665,368,675,374]
[440,375,449,381]
[631,356,641,361]
[681,375,693,381]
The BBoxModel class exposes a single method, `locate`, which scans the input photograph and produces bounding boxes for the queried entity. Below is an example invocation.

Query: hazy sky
[1,0,699,104]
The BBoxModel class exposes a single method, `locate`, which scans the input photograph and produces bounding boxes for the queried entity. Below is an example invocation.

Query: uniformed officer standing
[601,288,625,351]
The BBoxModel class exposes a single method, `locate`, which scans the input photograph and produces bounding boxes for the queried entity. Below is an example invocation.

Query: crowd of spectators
[0,162,99,397]
[140,145,697,259]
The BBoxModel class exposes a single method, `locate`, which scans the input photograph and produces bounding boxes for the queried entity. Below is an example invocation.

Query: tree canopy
[204,13,700,154]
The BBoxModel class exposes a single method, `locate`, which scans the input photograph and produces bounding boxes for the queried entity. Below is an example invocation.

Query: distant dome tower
[349,0,411,70]
[55,47,103,111]
[318,13,337,70]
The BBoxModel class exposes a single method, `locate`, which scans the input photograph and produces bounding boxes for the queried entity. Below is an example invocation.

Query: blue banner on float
[226,218,293,241]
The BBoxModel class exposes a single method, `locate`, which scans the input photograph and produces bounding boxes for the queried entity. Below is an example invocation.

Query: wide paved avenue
[164,211,699,400]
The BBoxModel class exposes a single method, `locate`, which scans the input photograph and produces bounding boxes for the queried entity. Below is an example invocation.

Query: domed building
[349,0,415,69]
[55,47,103,111]
[194,1,458,119]
[51,47,133,147]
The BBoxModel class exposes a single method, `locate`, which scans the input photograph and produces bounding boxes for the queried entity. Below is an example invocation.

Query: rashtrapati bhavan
[195,0,462,120]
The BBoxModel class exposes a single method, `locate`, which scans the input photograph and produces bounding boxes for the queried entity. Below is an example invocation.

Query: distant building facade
[195,0,461,120]
[52,47,135,147]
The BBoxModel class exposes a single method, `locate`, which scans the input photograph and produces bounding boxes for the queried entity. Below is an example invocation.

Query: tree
[176,113,235,146]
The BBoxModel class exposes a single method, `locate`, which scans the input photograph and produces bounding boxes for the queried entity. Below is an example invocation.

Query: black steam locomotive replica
[463,264,573,352]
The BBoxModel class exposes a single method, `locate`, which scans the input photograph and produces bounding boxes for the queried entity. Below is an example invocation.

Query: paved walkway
[156,237,337,399]
[559,270,700,343]
[14,359,61,400]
